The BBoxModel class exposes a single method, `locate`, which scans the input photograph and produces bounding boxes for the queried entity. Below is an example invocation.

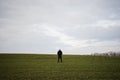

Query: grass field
[0,54,120,80]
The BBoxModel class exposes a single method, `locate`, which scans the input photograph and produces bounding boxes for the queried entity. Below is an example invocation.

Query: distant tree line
[92,51,120,56]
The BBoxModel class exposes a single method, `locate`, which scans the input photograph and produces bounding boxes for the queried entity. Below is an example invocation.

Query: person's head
[59,49,61,51]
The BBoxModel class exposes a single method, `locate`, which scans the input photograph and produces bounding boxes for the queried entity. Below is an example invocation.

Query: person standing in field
[57,49,63,63]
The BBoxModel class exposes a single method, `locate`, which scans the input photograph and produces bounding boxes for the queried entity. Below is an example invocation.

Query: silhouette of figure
[57,49,63,63]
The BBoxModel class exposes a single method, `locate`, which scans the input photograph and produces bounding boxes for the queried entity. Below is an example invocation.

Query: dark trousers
[58,55,62,62]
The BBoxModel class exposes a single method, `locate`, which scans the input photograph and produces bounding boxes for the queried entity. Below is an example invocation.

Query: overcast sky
[0,0,120,54]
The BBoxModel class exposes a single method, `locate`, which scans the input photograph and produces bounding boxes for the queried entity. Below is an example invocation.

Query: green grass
[0,54,120,80]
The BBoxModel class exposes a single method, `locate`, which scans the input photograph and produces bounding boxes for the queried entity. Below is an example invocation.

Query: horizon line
[0,52,91,55]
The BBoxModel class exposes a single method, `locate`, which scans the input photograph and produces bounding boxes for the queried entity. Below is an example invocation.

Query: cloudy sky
[0,0,120,54]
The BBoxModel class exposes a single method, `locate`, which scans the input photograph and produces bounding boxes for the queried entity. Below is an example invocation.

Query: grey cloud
[0,0,111,25]
[0,0,120,54]
[63,19,120,41]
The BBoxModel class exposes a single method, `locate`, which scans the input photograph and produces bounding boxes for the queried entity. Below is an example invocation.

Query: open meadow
[0,54,120,80]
